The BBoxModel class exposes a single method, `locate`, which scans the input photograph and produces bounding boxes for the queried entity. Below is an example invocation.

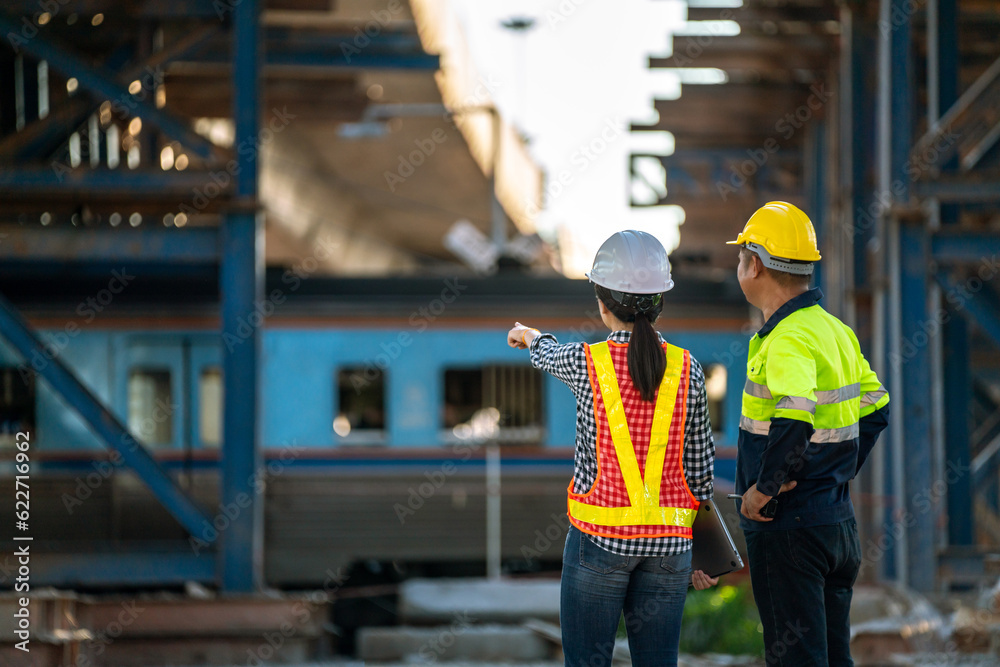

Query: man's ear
[597,299,608,316]
[750,254,765,279]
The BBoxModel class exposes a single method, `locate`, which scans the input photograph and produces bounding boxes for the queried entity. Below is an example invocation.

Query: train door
[114,333,222,453]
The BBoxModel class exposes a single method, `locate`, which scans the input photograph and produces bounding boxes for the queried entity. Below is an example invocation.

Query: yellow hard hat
[727,201,821,274]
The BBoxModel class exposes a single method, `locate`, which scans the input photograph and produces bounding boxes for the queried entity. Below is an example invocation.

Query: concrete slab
[399,578,561,623]
[357,624,551,662]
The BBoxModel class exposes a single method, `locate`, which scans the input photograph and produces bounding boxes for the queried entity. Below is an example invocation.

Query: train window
[127,369,173,447]
[200,368,222,448]
[334,367,386,444]
[704,363,727,434]
[443,365,544,444]
[0,367,35,449]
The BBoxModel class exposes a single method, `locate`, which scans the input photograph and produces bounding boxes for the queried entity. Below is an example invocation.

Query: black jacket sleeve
[856,403,890,476]
[756,417,815,497]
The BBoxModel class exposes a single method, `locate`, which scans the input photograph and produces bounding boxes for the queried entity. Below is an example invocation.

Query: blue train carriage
[0,271,748,587]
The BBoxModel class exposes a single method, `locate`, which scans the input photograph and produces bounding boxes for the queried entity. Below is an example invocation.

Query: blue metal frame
[935,271,1000,350]
[0,227,219,263]
[943,312,974,545]
[886,0,941,592]
[0,291,213,538]
[219,0,263,593]
[914,176,1000,202]
[932,232,1000,262]
[897,219,936,590]
[0,13,220,161]
[33,552,215,587]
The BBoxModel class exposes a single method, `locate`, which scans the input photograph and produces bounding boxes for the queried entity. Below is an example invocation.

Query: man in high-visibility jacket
[728,202,890,666]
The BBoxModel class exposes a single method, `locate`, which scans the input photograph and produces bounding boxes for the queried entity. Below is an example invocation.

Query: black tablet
[691,497,745,578]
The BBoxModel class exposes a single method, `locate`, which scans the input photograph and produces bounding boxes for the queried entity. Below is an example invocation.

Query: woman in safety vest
[507,230,718,667]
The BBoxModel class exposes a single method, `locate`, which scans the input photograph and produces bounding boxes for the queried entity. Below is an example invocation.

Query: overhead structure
[639,0,1000,591]
[0,0,543,590]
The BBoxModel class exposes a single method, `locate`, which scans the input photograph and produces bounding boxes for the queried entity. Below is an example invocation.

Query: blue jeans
[560,525,691,667]
[745,519,861,666]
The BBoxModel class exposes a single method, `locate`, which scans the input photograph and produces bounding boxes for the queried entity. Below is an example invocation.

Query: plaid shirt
[530,330,715,556]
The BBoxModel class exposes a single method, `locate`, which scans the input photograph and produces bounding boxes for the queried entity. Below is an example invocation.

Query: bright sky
[450,0,695,277]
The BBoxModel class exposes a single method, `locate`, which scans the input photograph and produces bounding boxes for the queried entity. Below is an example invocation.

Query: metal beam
[181,31,440,71]
[0,25,219,163]
[897,218,936,592]
[0,292,213,539]
[935,271,1000,351]
[0,13,222,161]
[943,312,974,545]
[220,0,263,594]
[914,173,1000,202]
[0,167,232,200]
[910,54,1000,173]
[33,552,215,587]
[931,232,1000,262]
[0,227,218,263]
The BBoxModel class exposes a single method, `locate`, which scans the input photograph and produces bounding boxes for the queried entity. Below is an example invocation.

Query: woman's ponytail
[627,311,665,402]
[595,285,666,403]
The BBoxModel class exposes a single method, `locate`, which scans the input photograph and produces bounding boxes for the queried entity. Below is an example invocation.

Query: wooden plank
[80,598,327,637]
[653,33,831,71]
[686,5,839,23]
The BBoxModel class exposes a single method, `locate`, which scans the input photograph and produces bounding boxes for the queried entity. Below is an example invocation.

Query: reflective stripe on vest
[567,341,697,529]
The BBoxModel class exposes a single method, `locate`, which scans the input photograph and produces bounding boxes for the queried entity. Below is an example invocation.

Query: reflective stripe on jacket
[568,340,700,539]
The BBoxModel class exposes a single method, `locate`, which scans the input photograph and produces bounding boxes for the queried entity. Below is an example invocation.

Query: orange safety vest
[568,340,699,539]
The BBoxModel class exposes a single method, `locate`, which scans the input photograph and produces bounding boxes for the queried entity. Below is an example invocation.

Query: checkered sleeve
[683,358,715,502]
[528,333,589,397]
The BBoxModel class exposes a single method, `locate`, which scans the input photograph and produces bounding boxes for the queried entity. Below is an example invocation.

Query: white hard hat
[586,230,674,294]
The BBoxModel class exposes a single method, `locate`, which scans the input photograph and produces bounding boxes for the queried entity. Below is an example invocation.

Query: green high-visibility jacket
[735,288,890,531]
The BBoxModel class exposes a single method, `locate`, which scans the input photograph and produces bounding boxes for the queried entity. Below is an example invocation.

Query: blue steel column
[889,0,936,591]
[933,0,973,547]
[943,313,973,545]
[897,221,936,591]
[806,117,826,292]
[221,0,264,592]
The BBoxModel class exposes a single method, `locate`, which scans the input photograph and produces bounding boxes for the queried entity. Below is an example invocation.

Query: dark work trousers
[744,518,862,666]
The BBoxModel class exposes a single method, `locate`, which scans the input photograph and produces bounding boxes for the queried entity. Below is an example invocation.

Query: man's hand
[507,322,538,349]
[691,569,719,590]
[740,480,797,522]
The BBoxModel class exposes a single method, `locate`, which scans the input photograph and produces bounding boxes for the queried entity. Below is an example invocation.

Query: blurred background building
[0,0,998,664]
